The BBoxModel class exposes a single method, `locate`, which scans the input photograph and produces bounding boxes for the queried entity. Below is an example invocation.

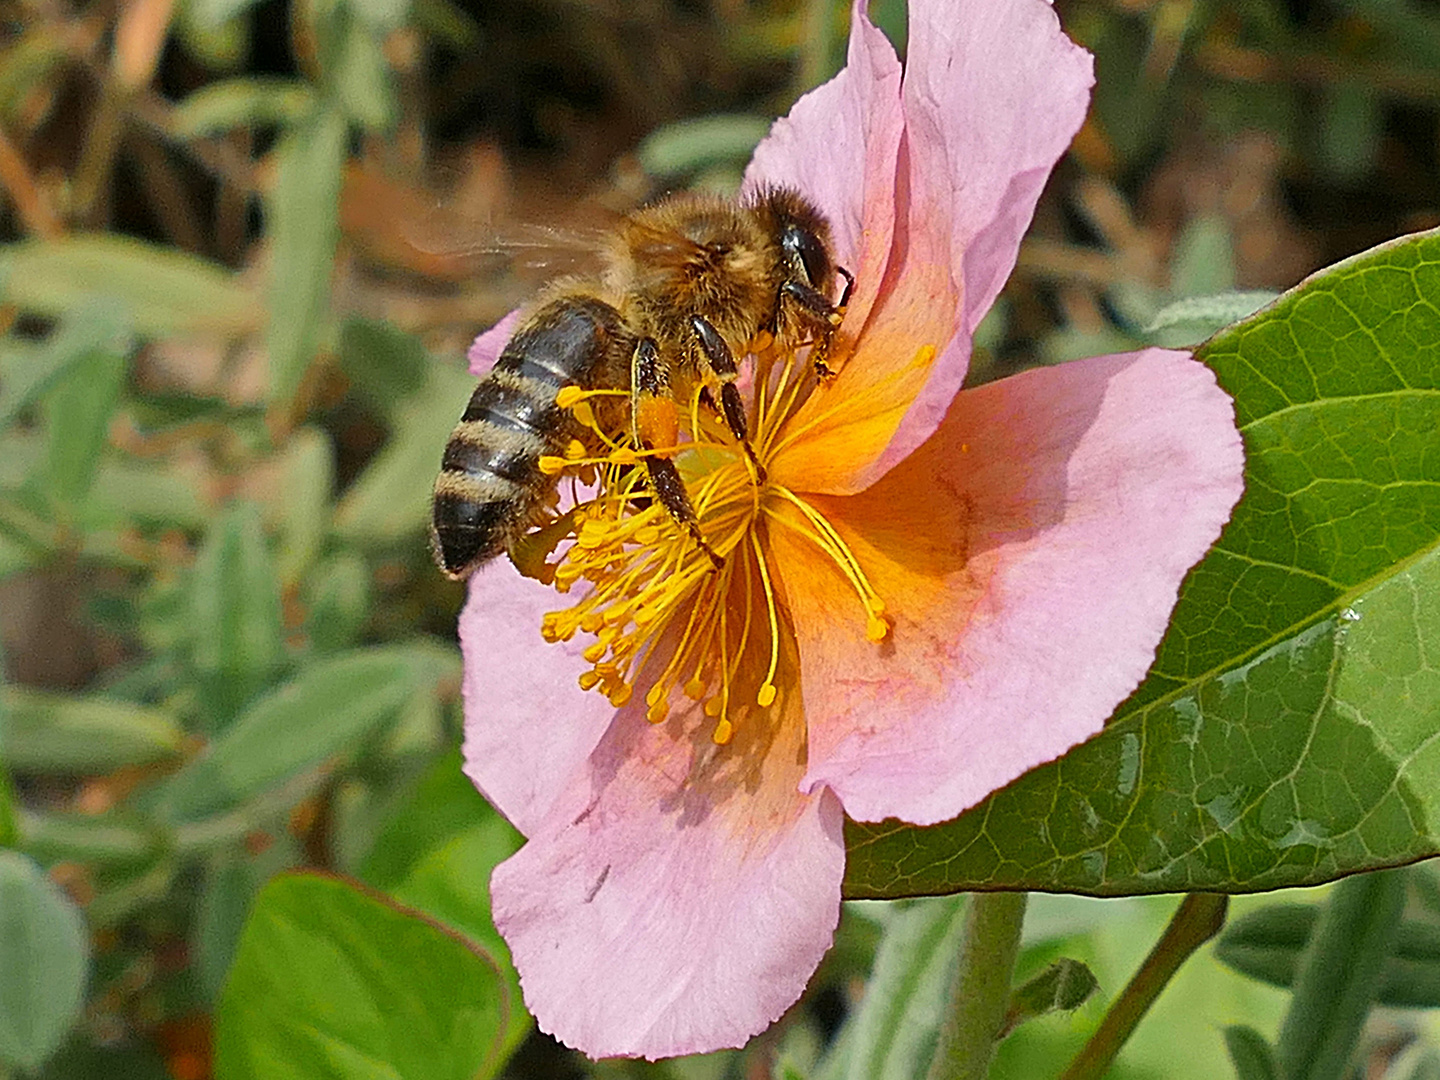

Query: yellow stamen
[536,330,897,742]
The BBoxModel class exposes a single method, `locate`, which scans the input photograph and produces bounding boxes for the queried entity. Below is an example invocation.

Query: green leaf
[390,821,529,1063]
[266,105,346,409]
[334,359,476,545]
[0,311,129,431]
[1276,869,1406,1080]
[89,456,209,531]
[1223,1025,1278,1080]
[39,342,126,517]
[337,318,428,414]
[1317,83,1381,186]
[1216,901,1440,1008]
[195,838,299,1004]
[170,77,317,137]
[18,810,157,868]
[189,502,286,729]
[637,114,773,179]
[0,767,14,848]
[332,15,397,131]
[1170,213,1236,298]
[156,645,431,823]
[357,749,492,890]
[1,686,183,773]
[214,873,513,1080]
[832,896,968,1080]
[0,850,89,1072]
[844,228,1440,900]
[0,236,257,339]
[267,427,334,585]
[1142,291,1279,348]
[0,657,14,848]
[304,552,372,654]
[1002,958,1098,1037]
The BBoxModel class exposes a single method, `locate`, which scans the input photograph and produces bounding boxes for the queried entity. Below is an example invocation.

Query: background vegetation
[2,0,1440,1076]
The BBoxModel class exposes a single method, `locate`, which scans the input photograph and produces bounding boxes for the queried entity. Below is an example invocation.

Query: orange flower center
[532,340,891,745]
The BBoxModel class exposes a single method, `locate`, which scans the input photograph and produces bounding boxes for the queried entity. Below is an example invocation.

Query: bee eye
[782,224,830,288]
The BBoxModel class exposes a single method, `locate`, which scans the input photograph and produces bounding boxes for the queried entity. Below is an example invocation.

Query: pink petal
[467,308,523,376]
[490,689,844,1059]
[771,349,1243,825]
[460,561,615,835]
[777,0,1095,497]
[742,0,903,275]
[855,0,1095,492]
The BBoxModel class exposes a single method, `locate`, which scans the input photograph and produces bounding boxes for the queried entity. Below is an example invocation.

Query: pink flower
[459,0,1244,1060]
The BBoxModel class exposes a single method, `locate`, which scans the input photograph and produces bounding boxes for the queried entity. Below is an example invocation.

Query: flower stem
[1059,893,1230,1080]
[924,891,1029,1080]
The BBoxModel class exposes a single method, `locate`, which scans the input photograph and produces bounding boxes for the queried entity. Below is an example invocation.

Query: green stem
[1060,893,1230,1080]
[925,891,1029,1080]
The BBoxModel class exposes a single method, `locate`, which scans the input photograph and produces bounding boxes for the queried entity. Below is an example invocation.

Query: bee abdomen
[431,295,629,580]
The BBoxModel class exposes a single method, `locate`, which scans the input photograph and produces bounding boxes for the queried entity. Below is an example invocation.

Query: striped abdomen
[431,296,629,579]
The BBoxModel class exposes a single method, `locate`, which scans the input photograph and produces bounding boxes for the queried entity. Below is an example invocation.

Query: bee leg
[688,315,766,483]
[780,265,853,378]
[631,337,723,570]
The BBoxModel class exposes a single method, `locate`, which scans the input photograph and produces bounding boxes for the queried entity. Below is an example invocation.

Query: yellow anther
[609,446,640,467]
[634,526,660,545]
[684,677,707,700]
[578,670,601,691]
[582,641,608,663]
[712,719,734,745]
[703,696,723,718]
[565,439,587,460]
[580,612,603,633]
[556,385,584,409]
[750,329,774,353]
[865,597,886,617]
[607,683,634,708]
[647,700,668,724]
[572,401,596,429]
[757,683,777,708]
[866,614,891,642]
[645,683,667,707]
[538,456,567,475]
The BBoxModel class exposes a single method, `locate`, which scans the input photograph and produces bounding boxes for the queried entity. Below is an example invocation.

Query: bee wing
[450,222,612,272]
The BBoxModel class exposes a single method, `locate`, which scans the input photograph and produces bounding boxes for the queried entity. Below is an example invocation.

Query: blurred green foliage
[0,0,1437,1076]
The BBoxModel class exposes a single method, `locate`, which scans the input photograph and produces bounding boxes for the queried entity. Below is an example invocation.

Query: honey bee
[430,186,853,581]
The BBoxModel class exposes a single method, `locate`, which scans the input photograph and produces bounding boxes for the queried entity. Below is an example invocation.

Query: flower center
[532,339,891,745]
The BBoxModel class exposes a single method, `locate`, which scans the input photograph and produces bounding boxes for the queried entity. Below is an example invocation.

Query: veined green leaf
[845,228,1440,899]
